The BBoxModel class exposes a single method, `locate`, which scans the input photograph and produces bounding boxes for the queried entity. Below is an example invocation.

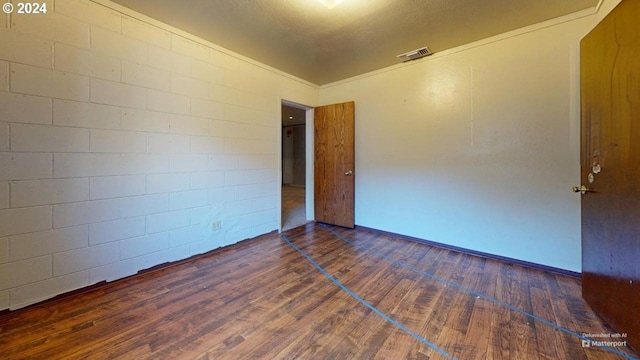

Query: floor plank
[0,223,636,359]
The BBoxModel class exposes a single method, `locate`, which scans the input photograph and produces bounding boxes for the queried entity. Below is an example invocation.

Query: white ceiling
[110,0,598,85]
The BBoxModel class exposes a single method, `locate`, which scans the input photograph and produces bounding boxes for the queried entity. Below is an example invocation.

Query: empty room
[0,0,638,358]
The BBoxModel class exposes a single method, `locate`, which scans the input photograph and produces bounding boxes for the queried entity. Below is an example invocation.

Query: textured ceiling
[109,0,599,85]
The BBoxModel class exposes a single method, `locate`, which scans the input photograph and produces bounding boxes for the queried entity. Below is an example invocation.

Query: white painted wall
[0,0,623,310]
[318,2,620,273]
[282,125,306,186]
[0,0,318,310]
[282,127,295,184]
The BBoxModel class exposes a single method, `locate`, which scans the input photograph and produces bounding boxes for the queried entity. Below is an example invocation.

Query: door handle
[345,170,353,176]
[572,185,596,195]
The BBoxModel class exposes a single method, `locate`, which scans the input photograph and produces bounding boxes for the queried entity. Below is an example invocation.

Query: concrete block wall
[0,0,318,310]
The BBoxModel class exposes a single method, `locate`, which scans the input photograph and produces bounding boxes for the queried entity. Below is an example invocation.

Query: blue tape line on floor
[320,224,638,360]
[281,234,455,360]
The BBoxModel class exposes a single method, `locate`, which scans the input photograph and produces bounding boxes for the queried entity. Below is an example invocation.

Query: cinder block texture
[0,237,8,264]
[11,11,90,48]
[56,0,121,33]
[0,206,52,237]
[0,153,52,181]
[0,124,8,151]
[0,61,8,91]
[0,0,317,311]
[9,226,88,261]
[55,43,121,82]
[11,178,90,207]
[0,93,52,125]
[0,29,52,68]
[122,16,171,49]
[90,78,146,108]
[11,64,89,101]
[91,26,147,64]
[54,100,121,129]
[11,124,90,152]
[0,182,8,209]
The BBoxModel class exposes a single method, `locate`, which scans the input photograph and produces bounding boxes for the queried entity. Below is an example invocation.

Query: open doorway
[281,101,313,231]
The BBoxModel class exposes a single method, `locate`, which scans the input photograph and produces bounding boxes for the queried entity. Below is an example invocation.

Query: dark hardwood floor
[1,223,637,359]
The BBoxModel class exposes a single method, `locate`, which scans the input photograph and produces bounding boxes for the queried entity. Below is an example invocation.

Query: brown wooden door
[314,101,355,228]
[580,0,639,352]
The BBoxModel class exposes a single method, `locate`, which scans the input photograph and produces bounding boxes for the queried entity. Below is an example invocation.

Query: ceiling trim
[320,6,599,89]
[91,0,320,88]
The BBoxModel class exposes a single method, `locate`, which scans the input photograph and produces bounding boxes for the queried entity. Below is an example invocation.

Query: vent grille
[396,46,433,62]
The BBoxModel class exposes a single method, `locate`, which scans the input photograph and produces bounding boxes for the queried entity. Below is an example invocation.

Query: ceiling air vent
[396,46,433,62]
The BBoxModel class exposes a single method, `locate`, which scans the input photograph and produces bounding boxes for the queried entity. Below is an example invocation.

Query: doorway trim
[279,99,314,232]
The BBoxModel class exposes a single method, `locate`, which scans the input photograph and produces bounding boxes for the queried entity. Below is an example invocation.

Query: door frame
[278,99,315,232]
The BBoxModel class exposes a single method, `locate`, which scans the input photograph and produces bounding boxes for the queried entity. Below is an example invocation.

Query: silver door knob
[345,170,353,176]
[572,185,595,195]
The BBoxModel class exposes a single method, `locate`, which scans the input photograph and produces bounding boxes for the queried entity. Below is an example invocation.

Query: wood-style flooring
[0,223,637,359]
[281,185,308,231]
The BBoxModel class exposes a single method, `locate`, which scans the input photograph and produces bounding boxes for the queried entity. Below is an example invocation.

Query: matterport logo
[581,332,628,348]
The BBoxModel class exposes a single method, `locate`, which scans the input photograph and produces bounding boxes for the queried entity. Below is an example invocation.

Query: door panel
[314,101,355,228]
[580,0,639,352]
